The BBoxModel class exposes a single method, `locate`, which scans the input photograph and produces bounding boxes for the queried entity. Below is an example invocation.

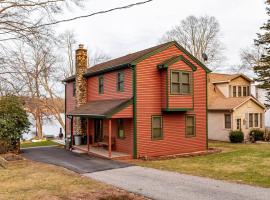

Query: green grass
[136,141,270,188]
[20,140,58,148]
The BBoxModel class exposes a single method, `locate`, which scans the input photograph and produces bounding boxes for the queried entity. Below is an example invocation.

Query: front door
[94,119,103,142]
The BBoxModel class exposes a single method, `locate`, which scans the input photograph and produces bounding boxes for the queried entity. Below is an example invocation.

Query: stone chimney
[75,44,87,135]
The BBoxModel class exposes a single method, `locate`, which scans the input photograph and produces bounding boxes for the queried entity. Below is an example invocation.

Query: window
[117,119,125,139]
[238,86,242,97]
[236,119,241,130]
[243,86,247,96]
[225,114,231,129]
[233,86,237,97]
[171,70,191,94]
[247,86,250,96]
[117,71,124,92]
[260,113,263,128]
[249,113,253,128]
[152,116,163,139]
[254,113,259,127]
[186,115,196,137]
[73,82,76,97]
[98,76,104,94]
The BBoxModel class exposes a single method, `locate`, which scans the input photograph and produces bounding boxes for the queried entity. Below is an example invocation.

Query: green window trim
[117,119,125,139]
[186,115,196,137]
[98,75,104,94]
[117,71,124,92]
[170,70,192,95]
[151,115,163,140]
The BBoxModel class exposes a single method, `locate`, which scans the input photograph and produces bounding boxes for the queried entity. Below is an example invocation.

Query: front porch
[72,145,131,160]
[67,98,134,159]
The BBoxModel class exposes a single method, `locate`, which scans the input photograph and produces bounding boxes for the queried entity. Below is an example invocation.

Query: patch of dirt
[1,153,23,161]
[67,190,148,200]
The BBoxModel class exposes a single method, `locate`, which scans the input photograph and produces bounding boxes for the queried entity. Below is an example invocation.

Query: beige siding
[208,111,231,141]
[233,100,265,139]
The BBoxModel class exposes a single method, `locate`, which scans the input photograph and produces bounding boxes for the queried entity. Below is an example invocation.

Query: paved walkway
[85,166,270,200]
[21,146,132,174]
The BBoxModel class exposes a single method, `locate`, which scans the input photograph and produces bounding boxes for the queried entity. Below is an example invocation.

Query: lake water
[23,113,65,141]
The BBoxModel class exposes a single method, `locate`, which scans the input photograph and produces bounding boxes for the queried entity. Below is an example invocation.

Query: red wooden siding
[102,119,133,154]
[87,68,133,101]
[161,70,167,109]
[167,60,193,109]
[111,104,133,118]
[136,45,207,157]
[65,82,76,135]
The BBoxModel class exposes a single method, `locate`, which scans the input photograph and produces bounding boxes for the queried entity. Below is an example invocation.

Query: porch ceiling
[67,98,133,118]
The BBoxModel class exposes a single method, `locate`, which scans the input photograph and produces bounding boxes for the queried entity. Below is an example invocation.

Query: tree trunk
[35,109,43,139]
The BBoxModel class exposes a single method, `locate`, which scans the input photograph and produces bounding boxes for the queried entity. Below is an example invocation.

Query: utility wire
[0,0,154,42]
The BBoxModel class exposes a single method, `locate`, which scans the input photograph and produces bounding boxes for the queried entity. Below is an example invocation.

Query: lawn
[0,159,146,200]
[136,141,270,188]
[21,140,58,148]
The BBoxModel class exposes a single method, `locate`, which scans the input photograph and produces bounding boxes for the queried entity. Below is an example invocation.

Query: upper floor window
[73,82,76,97]
[98,76,104,94]
[117,71,124,92]
[238,86,242,97]
[225,114,231,129]
[231,85,250,97]
[233,86,237,97]
[171,70,191,95]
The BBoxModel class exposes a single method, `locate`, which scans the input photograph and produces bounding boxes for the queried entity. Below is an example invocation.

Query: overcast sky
[57,0,267,72]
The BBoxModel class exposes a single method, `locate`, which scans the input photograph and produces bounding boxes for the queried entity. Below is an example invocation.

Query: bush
[229,130,244,143]
[249,129,265,142]
[0,96,30,153]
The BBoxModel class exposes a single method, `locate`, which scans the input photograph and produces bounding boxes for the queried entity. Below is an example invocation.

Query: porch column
[108,119,112,158]
[87,119,90,153]
[70,117,73,149]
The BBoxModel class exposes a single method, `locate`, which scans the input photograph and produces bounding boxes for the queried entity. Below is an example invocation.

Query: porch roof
[67,98,133,118]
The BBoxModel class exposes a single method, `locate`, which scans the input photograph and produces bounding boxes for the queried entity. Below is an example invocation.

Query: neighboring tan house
[63,41,211,159]
[208,73,266,141]
[251,84,270,127]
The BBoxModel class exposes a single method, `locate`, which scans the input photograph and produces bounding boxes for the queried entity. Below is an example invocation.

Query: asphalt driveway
[86,166,270,200]
[21,146,132,174]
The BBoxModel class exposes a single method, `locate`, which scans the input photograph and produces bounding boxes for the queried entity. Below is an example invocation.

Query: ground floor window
[186,115,196,137]
[117,119,125,139]
[248,113,262,128]
[236,118,241,130]
[152,116,163,140]
[224,114,231,129]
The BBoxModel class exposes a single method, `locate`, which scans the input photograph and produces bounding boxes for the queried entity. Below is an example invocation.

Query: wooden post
[87,119,90,153]
[108,119,112,158]
[70,117,73,149]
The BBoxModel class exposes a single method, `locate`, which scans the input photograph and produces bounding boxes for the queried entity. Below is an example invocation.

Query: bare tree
[160,15,225,70]
[59,30,111,78]
[230,44,266,75]
[0,0,83,42]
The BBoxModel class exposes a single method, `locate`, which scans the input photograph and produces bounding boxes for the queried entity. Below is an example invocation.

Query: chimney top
[78,44,84,49]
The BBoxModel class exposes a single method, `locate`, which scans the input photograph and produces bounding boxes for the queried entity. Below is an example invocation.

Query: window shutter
[245,113,248,129]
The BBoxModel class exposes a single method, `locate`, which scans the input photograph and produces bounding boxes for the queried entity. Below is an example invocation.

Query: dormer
[158,55,197,111]
[211,74,254,98]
